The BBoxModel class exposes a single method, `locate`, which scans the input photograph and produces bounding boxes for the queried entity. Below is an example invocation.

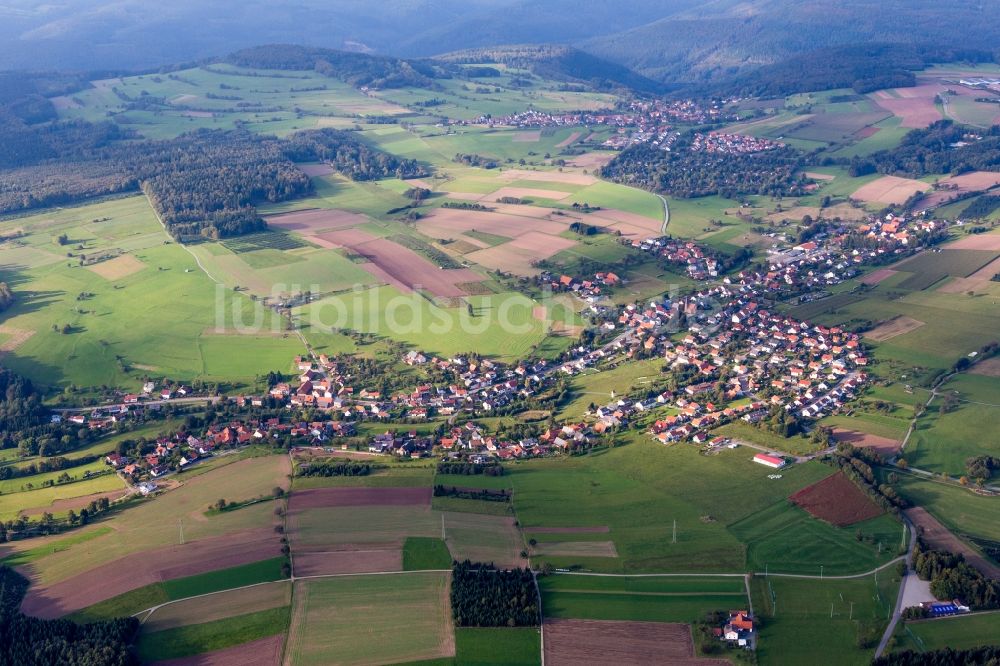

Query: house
[753,453,786,469]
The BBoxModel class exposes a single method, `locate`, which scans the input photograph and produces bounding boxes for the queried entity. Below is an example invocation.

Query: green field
[895,611,1000,653]
[136,606,290,662]
[404,537,453,570]
[539,574,748,622]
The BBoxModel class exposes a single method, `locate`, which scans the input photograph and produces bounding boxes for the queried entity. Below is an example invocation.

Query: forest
[450,561,539,627]
[850,121,1000,178]
[0,566,138,666]
[601,140,807,199]
[874,647,1000,666]
[912,540,1000,609]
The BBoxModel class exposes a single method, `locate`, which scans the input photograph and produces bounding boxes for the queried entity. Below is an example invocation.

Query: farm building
[753,453,786,469]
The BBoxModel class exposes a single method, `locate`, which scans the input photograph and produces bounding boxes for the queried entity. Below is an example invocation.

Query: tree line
[875,647,1000,666]
[450,560,539,627]
[436,461,505,476]
[913,539,1000,609]
[849,120,1000,179]
[829,443,907,515]
[296,461,377,477]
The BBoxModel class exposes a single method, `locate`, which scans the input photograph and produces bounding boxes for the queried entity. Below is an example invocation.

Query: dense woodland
[602,140,806,199]
[850,121,1000,179]
[450,561,539,627]
[912,540,1000,609]
[0,566,137,666]
[875,647,1000,666]
[285,129,426,181]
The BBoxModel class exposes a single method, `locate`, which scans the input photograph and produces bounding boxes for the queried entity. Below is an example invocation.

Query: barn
[753,453,786,469]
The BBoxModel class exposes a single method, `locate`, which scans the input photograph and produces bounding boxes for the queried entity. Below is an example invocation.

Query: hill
[435,45,666,94]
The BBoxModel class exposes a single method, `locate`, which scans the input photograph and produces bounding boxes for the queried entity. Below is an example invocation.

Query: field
[539,574,748,623]
[284,573,454,666]
[895,611,1000,653]
[137,605,290,663]
[542,619,727,666]
[851,176,931,205]
[789,472,884,526]
[904,507,1000,579]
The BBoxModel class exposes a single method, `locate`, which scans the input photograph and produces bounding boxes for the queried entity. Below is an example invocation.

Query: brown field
[21,489,130,517]
[555,131,582,148]
[529,526,611,534]
[532,540,619,558]
[585,209,663,236]
[491,187,573,201]
[852,176,932,205]
[920,172,1000,208]
[564,152,615,169]
[855,126,881,138]
[21,528,282,618]
[86,254,146,280]
[790,471,884,526]
[513,131,542,142]
[419,208,566,239]
[831,428,903,457]
[293,548,402,576]
[151,634,285,666]
[289,487,431,511]
[805,172,836,181]
[543,619,728,666]
[466,233,578,276]
[498,169,598,186]
[766,206,821,224]
[144,581,291,632]
[970,356,1000,377]
[871,88,943,128]
[313,229,485,297]
[442,512,527,568]
[264,208,371,233]
[946,231,1000,251]
[865,316,926,342]
[862,268,898,286]
[297,164,335,177]
[905,507,1000,578]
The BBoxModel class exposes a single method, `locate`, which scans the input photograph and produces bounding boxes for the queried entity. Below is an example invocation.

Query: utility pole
[850,602,854,620]
[672,519,677,544]
[821,565,824,579]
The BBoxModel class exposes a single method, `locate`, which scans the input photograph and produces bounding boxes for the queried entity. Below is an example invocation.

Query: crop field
[904,507,1000,579]
[137,606,290,663]
[789,472,884,526]
[539,575,748,623]
[895,611,1000,653]
[442,512,526,568]
[892,249,1000,291]
[0,472,126,521]
[751,572,900,666]
[143,580,292,632]
[543,619,726,666]
[284,573,454,666]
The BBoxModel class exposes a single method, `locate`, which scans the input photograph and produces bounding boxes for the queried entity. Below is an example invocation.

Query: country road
[875,516,918,659]
[658,193,670,234]
[52,396,222,413]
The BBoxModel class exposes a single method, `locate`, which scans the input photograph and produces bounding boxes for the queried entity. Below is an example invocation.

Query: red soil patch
[288,486,431,511]
[264,208,370,233]
[861,268,898,286]
[528,526,610,534]
[831,428,903,457]
[543,619,729,666]
[315,229,484,298]
[20,489,130,517]
[905,507,1000,579]
[150,634,284,666]
[293,548,402,575]
[790,472,884,526]
[297,163,335,177]
[854,126,880,139]
[20,528,281,619]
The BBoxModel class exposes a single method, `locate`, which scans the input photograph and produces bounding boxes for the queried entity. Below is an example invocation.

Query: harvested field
[86,254,146,280]
[805,172,836,181]
[498,169,598,186]
[288,506,438,551]
[20,489,129,517]
[530,526,610,534]
[565,152,615,169]
[144,581,291,632]
[466,233,578,276]
[297,164,335,177]
[970,356,1000,377]
[543,619,727,666]
[263,209,370,233]
[555,131,582,148]
[789,472,884,526]
[861,268,898,286]
[855,126,880,138]
[513,131,541,142]
[946,231,1000,251]
[490,187,573,201]
[292,548,402,576]
[905,507,1000,579]
[865,316,925,342]
[920,172,1000,208]
[871,91,943,128]
[288,486,431,511]
[852,176,931,205]
[150,634,284,666]
[418,208,565,239]
[532,541,619,558]
[313,229,484,297]
[442,512,526,568]
[831,428,903,457]
[21,528,281,618]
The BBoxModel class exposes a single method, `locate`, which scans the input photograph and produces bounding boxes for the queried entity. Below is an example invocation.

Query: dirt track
[905,507,1000,579]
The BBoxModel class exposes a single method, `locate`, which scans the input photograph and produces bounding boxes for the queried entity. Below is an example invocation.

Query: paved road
[875,516,917,658]
[657,193,670,234]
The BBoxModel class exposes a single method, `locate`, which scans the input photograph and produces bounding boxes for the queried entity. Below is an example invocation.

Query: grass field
[751,571,901,666]
[539,574,748,623]
[408,628,542,666]
[137,605,290,662]
[891,472,1000,544]
[285,573,454,665]
[894,611,1000,653]
[0,472,126,521]
[403,537,453,570]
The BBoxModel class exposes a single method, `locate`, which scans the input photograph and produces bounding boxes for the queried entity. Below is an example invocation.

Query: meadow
[894,611,1000,653]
